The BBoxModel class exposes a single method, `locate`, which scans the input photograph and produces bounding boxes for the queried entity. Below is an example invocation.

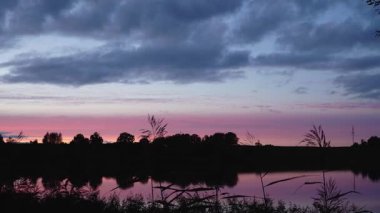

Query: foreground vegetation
[0,188,366,213]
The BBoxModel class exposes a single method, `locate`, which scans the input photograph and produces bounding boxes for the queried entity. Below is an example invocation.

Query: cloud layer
[0,0,379,99]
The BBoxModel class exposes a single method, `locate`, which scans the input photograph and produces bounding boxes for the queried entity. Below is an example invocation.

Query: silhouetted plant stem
[150,177,154,203]
[259,172,267,206]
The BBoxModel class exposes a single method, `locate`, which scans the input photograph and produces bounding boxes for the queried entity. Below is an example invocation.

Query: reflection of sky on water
[99,171,380,212]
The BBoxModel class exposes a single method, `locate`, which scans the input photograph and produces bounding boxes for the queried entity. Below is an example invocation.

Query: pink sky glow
[1,113,379,146]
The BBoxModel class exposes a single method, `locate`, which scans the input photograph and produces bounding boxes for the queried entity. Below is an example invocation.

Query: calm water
[95,171,380,212]
[8,170,379,211]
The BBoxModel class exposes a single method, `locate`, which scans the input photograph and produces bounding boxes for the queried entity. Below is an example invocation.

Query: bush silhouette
[203,132,239,145]
[225,132,239,145]
[42,132,62,144]
[139,137,150,144]
[117,132,134,144]
[90,132,103,145]
[161,133,202,146]
[70,134,90,145]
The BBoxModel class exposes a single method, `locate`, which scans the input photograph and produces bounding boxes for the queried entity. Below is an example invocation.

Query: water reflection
[1,170,380,211]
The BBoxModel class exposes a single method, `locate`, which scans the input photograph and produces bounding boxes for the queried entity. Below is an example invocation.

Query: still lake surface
[12,170,379,211]
[89,170,380,211]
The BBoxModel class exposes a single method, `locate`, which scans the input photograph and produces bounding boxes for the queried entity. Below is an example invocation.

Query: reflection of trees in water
[114,174,149,190]
[89,176,102,190]
[151,171,238,189]
[355,169,380,182]
[115,175,135,190]
[0,171,374,212]
[68,175,88,188]
[42,176,64,190]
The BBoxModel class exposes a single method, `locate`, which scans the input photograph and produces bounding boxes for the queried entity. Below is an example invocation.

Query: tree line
[0,115,239,146]
[0,131,239,146]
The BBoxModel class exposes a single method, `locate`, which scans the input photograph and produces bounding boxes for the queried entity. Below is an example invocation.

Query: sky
[0,0,379,145]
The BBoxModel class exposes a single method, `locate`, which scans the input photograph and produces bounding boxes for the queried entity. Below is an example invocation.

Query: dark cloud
[253,53,380,72]
[233,0,332,43]
[335,73,380,99]
[0,0,379,89]
[1,0,243,38]
[2,42,249,85]
[0,0,249,85]
[276,18,380,54]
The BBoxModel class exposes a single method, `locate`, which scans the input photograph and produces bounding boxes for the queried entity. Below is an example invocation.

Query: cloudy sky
[0,0,379,145]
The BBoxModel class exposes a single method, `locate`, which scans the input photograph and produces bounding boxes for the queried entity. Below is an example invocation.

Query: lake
[19,170,378,212]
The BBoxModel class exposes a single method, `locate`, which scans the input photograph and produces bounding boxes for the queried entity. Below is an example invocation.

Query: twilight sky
[0,0,379,145]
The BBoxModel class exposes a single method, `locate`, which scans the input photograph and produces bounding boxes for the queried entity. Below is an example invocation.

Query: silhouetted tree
[164,134,191,146]
[42,133,48,144]
[0,134,4,144]
[89,132,103,145]
[140,114,168,142]
[68,175,88,188]
[203,132,238,145]
[356,136,380,148]
[42,176,63,190]
[70,134,90,145]
[117,132,134,144]
[210,133,225,144]
[116,175,134,190]
[367,136,380,146]
[225,132,239,145]
[5,131,24,143]
[202,135,210,143]
[163,133,202,146]
[139,137,150,144]
[152,136,166,144]
[190,134,202,144]
[301,125,330,148]
[42,132,62,144]
[89,176,103,190]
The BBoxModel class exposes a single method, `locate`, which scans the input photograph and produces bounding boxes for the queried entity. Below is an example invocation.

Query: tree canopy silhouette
[90,132,103,145]
[139,137,150,144]
[203,132,239,145]
[42,132,62,144]
[70,134,90,145]
[117,132,134,144]
[157,133,202,146]
[0,134,4,144]
[353,135,380,148]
